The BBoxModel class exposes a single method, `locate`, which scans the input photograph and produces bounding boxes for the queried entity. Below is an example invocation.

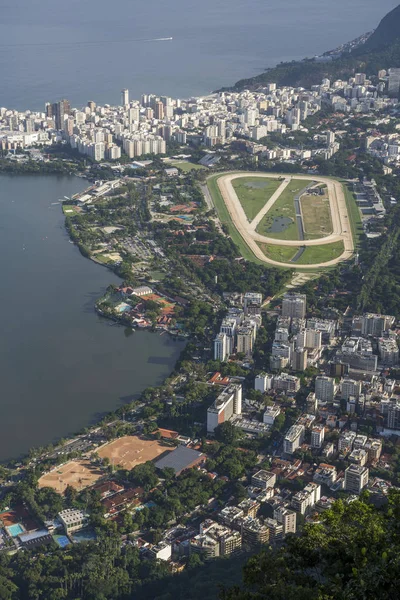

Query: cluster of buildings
[259,292,336,373]
[150,469,297,564]
[0,66,397,162]
[214,292,263,360]
[352,179,387,238]
[365,128,400,171]
[206,377,273,437]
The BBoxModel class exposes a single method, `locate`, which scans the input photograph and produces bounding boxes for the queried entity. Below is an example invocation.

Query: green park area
[169,161,205,173]
[255,179,313,240]
[295,241,344,265]
[94,254,115,265]
[257,242,299,263]
[62,204,80,215]
[300,188,332,239]
[231,177,282,221]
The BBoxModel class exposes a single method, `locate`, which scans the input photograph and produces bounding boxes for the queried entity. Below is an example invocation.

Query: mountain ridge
[224,4,400,92]
[361,4,400,51]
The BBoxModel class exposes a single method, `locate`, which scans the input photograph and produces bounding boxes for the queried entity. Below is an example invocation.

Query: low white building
[149,541,172,561]
[58,509,89,534]
[263,405,281,425]
[132,285,153,297]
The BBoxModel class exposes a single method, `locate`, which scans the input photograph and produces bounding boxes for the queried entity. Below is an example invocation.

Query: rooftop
[154,445,203,475]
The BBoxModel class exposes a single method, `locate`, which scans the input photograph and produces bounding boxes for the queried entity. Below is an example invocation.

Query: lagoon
[0,175,184,461]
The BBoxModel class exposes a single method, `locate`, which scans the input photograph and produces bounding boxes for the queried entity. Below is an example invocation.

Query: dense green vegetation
[222,492,400,600]
[0,158,78,175]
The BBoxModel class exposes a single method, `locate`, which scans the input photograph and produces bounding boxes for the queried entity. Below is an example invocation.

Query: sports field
[97,435,172,470]
[232,177,281,221]
[169,161,205,172]
[38,460,103,493]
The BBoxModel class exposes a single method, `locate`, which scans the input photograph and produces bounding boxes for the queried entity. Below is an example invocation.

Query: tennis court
[53,534,71,548]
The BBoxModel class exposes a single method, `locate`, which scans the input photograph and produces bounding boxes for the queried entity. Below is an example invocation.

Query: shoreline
[0,172,188,465]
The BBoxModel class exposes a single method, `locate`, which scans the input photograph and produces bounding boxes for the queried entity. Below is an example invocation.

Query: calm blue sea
[0,0,397,111]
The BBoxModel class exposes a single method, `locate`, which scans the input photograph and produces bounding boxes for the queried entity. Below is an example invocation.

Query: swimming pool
[7,523,25,537]
[72,529,96,543]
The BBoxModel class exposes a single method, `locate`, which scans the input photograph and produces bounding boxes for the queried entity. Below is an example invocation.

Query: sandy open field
[212,173,354,269]
[97,435,172,470]
[38,460,103,493]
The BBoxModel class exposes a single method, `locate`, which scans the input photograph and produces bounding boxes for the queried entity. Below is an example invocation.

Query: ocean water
[0,0,397,111]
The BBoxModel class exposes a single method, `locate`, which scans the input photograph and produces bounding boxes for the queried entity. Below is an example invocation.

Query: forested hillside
[362,4,400,51]
[221,492,400,600]
[225,5,400,91]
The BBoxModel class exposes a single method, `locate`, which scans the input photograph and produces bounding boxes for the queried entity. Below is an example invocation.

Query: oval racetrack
[214,172,354,269]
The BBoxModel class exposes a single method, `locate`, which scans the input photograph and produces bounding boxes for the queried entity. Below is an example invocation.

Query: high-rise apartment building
[236,326,254,358]
[315,376,335,403]
[214,333,228,362]
[361,313,394,337]
[297,328,322,350]
[292,483,321,514]
[388,68,400,98]
[207,384,242,433]
[341,378,361,400]
[311,425,325,448]
[254,373,273,393]
[273,507,297,534]
[243,292,262,316]
[344,465,369,494]
[121,89,129,107]
[51,99,70,130]
[282,293,306,319]
[155,101,164,120]
[291,347,308,371]
[283,424,305,454]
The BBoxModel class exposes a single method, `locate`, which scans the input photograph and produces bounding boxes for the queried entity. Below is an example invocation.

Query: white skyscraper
[121,89,129,107]
[214,333,228,362]
[244,108,257,127]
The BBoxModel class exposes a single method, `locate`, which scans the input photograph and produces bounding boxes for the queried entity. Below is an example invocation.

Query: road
[213,172,354,269]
